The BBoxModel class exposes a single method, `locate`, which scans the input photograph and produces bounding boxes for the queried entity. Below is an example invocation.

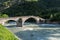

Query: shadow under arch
[5,20,17,27]
[24,17,37,24]
[5,20,16,24]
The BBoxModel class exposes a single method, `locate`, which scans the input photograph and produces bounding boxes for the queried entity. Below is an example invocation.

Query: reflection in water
[24,22,60,27]
[4,22,60,27]
[4,21,17,27]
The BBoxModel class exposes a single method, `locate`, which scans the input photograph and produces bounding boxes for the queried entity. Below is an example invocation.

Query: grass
[0,24,18,40]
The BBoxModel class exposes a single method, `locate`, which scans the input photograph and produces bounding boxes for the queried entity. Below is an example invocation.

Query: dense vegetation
[0,0,60,21]
[0,24,18,40]
[0,12,8,18]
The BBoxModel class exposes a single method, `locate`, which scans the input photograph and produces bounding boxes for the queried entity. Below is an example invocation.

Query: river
[4,22,60,40]
[4,22,60,28]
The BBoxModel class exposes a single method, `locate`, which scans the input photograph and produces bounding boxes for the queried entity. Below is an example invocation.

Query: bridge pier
[16,18,22,27]
[16,22,22,27]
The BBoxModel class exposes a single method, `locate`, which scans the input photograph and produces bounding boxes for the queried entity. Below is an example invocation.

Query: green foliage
[2,14,9,18]
[25,0,38,2]
[1,0,60,21]
[0,12,9,18]
[0,13,2,18]
[50,12,60,21]
[0,24,18,40]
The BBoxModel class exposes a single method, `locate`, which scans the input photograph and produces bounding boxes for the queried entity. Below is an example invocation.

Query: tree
[0,12,2,18]
[2,14,9,18]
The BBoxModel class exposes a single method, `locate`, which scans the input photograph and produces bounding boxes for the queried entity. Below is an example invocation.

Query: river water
[4,22,60,40]
[4,22,60,28]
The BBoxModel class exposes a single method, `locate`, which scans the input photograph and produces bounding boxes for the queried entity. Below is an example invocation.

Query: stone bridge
[0,16,45,27]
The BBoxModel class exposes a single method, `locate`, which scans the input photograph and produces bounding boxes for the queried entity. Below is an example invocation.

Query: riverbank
[0,24,18,40]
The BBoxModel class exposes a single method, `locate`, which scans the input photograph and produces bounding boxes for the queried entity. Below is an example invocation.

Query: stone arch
[3,20,16,26]
[4,20,16,25]
[24,17,38,24]
[5,20,16,23]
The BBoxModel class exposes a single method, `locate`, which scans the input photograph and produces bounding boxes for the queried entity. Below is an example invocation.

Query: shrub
[0,12,9,18]
[0,24,18,40]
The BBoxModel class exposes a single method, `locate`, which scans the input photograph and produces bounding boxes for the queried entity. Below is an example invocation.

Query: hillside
[0,24,18,40]
[1,0,60,11]
[0,0,60,21]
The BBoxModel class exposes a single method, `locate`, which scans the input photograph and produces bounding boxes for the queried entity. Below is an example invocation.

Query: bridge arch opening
[5,20,16,24]
[24,17,37,24]
[4,20,16,27]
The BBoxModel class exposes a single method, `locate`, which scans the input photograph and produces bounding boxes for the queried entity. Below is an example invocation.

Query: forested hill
[0,0,60,21]
[0,0,21,11]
